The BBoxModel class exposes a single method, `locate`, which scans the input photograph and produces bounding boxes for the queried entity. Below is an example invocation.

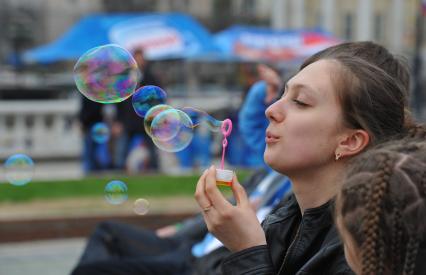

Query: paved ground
[0,238,85,275]
[0,196,199,274]
[0,196,199,221]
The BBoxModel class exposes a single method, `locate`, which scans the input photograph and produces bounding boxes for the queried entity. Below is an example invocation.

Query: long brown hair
[300,41,409,144]
[336,130,426,275]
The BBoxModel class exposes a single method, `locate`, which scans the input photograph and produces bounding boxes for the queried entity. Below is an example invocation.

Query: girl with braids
[194,41,411,274]
[336,136,426,275]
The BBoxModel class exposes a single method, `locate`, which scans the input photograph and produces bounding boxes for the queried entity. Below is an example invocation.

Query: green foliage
[0,171,250,203]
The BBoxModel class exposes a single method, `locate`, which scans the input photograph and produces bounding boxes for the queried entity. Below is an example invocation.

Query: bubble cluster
[91,122,110,144]
[139,105,226,153]
[74,44,140,103]
[132,85,167,118]
[4,154,34,186]
[104,180,128,205]
[133,198,150,215]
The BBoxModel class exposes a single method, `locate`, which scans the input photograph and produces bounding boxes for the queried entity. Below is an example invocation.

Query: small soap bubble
[4,154,34,186]
[132,85,167,118]
[133,198,150,215]
[150,109,194,152]
[104,180,128,205]
[74,44,140,103]
[91,122,110,144]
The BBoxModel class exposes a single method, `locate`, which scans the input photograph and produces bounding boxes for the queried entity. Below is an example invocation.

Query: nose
[265,99,284,123]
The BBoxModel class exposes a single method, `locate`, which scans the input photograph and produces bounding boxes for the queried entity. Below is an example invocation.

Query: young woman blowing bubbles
[195,42,410,274]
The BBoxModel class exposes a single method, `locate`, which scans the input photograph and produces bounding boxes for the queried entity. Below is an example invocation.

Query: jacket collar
[267,194,335,230]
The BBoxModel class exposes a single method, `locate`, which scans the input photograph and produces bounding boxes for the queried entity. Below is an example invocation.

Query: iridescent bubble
[133,198,150,215]
[4,154,34,186]
[150,108,184,142]
[143,104,173,138]
[91,122,110,144]
[180,107,222,132]
[150,109,194,152]
[132,85,167,118]
[104,180,128,205]
[73,44,140,103]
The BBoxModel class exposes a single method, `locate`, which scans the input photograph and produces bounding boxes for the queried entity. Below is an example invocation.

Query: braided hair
[336,138,426,275]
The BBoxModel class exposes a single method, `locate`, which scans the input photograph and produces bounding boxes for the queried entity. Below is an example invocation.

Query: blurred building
[269,0,418,55]
[0,0,424,163]
[0,0,421,60]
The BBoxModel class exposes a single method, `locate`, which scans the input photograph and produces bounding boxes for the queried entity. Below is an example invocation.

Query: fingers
[231,174,250,207]
[194,169,212,211]
[204,166,233,210]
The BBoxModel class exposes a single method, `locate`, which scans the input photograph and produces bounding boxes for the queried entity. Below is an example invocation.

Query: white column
[321,0,335,33]
[291,0,305,29]
[33,115,45,153]
[271,0,287,29]
[390,0,403,53]
[14,115,26,152]
[356,0,373,41]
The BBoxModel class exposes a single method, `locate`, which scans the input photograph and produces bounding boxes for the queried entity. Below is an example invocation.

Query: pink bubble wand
[215,119,234,187]
[220,119,232,169]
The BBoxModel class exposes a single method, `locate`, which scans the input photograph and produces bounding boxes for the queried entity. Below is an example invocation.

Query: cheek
[286,117,338,155]
[264,110,342,171]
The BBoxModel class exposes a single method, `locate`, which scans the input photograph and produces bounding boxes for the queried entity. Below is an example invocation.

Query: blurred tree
[5,6,36,68]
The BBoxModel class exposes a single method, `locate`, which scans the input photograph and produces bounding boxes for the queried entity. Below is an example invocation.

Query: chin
[264,152,283,173]
[264,150,273,166]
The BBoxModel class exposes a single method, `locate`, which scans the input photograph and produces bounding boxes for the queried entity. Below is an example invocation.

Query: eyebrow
[284,82,317,96]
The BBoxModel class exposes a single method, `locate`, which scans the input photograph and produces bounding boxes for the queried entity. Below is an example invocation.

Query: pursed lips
[265,130,280,144]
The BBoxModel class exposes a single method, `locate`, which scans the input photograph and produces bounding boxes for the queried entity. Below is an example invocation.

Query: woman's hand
[194,166,267,252]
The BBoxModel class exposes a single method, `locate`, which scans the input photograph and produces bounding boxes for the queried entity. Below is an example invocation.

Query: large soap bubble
[74,44,140,103]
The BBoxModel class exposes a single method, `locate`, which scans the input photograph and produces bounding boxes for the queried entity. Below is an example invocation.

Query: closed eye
[292,99,309,107]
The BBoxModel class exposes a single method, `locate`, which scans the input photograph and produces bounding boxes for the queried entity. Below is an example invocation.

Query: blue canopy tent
[22,13,219,64]
[213,25,340,64]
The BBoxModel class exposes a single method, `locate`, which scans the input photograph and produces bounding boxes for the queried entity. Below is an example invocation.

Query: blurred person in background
[112,48,160,172]
[235,64,283,167]
[78,96,110,173]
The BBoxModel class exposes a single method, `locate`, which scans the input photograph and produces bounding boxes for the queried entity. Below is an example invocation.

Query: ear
[336,129,370,158]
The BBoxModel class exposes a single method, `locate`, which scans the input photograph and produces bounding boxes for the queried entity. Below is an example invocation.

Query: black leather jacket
[222,194,354,275]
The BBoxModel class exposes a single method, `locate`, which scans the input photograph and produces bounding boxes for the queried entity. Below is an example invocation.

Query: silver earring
[335,153,341,161]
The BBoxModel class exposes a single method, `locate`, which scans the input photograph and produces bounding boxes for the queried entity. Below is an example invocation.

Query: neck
[288,163,344,214]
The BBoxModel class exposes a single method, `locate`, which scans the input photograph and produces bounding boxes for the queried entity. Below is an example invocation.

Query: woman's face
[264,59,348,174]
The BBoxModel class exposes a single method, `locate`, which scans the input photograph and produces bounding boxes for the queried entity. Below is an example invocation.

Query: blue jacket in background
[238,81,271,167]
